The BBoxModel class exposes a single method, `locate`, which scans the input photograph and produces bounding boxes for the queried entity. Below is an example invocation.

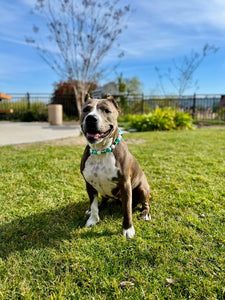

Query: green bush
[0,101,48,121]
[218,108,225,120]
[125,108,194,131]
[129,100,152,114]
[20,109,48,122]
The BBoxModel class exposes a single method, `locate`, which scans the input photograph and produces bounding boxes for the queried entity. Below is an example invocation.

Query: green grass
[0,129,225,299]
[193,119,225,126]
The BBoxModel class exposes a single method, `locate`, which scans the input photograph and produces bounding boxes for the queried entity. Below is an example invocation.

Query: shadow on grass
[0,200,123,259]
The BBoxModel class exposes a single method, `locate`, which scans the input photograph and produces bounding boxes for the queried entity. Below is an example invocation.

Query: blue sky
[0,0,225,95]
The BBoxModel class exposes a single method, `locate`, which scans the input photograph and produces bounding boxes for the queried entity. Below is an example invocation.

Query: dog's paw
[85,209,91,216]
[86,215,100,227]
[141,210,151,221]
[123,226,135,239]
[143,213,151,221]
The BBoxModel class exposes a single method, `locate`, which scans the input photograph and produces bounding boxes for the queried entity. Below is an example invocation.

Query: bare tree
[26,0,131,118]
[155,44,219,97]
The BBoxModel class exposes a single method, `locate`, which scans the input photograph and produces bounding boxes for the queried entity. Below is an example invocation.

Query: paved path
[0,122,81,146]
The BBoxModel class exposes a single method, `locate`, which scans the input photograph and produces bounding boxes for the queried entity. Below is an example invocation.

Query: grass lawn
[0,129,224,299]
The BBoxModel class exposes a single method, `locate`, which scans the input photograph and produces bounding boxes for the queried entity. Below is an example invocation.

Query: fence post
[27,92,30,110]
[192,93,196,119]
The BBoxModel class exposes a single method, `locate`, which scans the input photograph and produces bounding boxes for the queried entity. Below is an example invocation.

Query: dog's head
[81,95,120,144]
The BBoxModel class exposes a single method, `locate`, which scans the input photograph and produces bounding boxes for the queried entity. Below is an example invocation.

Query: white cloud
[1,0,225,94]
[21,0,36,6]
[0,2,22,24]
[138,0,225,30]
[115,0,225,62]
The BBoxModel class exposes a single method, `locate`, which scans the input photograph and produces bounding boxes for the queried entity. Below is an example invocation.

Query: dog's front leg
[121,180,135,239]
[85,182,100,227]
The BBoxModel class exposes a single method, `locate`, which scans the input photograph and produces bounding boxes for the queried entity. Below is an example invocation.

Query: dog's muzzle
[82,114,113,144]
[85,115,98,132]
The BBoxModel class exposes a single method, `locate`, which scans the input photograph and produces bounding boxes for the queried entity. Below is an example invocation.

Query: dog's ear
[107,95,121,113]
[85,93,91,102]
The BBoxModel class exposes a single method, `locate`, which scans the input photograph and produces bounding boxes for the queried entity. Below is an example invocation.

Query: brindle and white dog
[80,95,150,238]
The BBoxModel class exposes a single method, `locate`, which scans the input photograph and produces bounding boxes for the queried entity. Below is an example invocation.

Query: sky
[0,0,225,96]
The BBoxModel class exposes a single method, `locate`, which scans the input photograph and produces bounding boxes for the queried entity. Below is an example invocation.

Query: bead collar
[89,129,123,155]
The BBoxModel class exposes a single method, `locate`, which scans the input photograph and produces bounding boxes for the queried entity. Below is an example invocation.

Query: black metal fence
[0,93,51,121]
[118,94,225,120]
[0,93,225,121]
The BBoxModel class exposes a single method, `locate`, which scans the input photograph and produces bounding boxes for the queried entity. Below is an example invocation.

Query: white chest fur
[83,152,119,197]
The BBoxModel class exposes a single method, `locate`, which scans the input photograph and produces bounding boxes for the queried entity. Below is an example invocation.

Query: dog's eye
[104,109,111,114]
[83,106,91,113]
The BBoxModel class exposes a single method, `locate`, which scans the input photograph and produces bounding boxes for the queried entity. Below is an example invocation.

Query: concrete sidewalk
[0,122,81,146]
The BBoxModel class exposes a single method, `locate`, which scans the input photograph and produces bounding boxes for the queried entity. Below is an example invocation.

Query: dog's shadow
[0,199,124,259]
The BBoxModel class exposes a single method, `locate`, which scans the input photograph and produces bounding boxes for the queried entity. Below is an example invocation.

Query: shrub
[218,108,225,120]
[0,101,48,122]
[125,108,194,131]
[20,108,48,122]
[174,111,194,129]
[129,100,151,115]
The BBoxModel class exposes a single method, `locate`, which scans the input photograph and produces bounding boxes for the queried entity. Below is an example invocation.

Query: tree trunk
[72,85,87,120]
[76,99,82,120]
[72,85,81,120]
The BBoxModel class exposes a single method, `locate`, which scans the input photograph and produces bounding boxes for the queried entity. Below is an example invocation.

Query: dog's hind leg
[136,181,151,221]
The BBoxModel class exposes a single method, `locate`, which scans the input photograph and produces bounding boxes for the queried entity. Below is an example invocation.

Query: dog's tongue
[87,132,104,138]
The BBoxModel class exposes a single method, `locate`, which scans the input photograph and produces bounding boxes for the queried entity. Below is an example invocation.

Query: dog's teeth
[87,133,99,138]
[86,131,110,139]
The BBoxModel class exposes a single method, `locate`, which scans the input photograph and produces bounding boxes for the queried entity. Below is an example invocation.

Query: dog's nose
[85,114,98,124]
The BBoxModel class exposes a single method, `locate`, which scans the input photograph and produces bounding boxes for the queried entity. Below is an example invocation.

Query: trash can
[48,104,63,125]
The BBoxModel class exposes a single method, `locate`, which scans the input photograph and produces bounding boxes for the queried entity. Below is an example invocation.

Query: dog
[80,95,151,238]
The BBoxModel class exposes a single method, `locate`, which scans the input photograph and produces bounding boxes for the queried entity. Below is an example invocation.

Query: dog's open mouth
[85,126,113,143]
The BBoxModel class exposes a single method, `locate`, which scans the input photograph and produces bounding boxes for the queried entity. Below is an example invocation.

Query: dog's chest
[83,152,119,197]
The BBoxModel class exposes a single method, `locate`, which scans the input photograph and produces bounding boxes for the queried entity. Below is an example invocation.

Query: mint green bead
[106,147,111,152]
